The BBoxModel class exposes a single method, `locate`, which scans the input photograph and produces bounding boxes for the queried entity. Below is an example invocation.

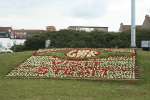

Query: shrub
[11,45,26,52]
[25,34,47,50]
[23,30,150,50]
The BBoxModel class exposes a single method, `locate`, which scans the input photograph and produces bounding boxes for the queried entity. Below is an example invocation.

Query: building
[46,26,56,32]
[13,30,27,39]
[0,38,13,49]
[13,26,56,39]
[0,28,45,48]
[13,29,45,39]
[0,27,12,38]
[119,15,150,32]
[25,29,45,37]
[0,27,13,48]
[142,15,150,30]
[0,26,56,48]
[119,23,142,32]
[68,26,108,32]
[0,27,12,33]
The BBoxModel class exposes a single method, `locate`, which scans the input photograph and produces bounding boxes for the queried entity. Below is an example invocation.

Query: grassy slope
[0,50,150,100]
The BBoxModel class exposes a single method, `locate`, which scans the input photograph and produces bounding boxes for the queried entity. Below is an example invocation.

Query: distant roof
[0,32,9,38]
[121,25,142,28]
[119,23,142,32]
[145,15,150,22]
[14,29,45,33]
[68,26,108,28]
[142,15,150,29]
[0,27,12,32]
[120,15,150,32]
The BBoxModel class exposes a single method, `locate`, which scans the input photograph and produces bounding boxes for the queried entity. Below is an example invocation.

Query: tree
[25,34,46,50]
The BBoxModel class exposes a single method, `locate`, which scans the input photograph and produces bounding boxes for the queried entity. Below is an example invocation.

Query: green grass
[0,50,150,100]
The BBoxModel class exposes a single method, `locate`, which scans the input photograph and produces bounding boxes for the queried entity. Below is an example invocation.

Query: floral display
[6,48,137,80]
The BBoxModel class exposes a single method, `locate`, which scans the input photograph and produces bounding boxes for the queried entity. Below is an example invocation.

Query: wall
[0,38,26,48]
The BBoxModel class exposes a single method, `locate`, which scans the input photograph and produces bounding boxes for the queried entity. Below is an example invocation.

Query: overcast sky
[0,0,149,31]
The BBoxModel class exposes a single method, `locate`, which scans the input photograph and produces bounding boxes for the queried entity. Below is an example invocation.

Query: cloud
[0,0,107,19]
[0,0,150,31]
[64,0,107,19]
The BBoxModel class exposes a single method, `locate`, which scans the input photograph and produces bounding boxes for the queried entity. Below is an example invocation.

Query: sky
[0,0,149,31]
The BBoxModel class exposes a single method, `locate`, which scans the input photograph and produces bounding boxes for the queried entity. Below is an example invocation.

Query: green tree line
[12,30,150,51]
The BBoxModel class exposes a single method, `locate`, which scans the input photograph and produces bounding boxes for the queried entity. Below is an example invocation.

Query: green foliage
[136,29,150,47]
[45,30,131,48]
[25,33,47,50]
[11,45,26,52]
[23,30,150,50]
[46,52,65,57]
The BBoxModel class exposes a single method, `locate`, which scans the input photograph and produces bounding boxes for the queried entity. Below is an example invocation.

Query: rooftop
[68,26,108,28]
[0,27,12,32]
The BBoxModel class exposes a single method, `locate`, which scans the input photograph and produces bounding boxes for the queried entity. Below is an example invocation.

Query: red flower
[36,67,49,74]
[100,68,108,76]
[97,52,101,55]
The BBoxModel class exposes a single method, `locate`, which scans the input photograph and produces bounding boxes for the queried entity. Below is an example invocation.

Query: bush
[11,45,26,52]
[23,30,150,50]
[25,34,47,50]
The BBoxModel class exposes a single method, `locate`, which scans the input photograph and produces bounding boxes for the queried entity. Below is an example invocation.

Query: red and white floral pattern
[6,48,137,80]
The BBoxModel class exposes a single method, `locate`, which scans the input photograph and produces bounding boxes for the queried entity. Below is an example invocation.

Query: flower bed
[6,48,138,80]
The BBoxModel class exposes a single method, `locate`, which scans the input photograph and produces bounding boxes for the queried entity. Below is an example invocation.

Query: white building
[0,38,26,49]
[68,26,108,32]
[0,27,26,49]
[0,38,13,48]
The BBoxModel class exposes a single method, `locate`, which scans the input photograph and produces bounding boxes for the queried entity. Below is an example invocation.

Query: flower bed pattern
[6,48,138,80]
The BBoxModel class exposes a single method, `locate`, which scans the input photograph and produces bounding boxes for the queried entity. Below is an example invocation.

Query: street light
[131,0,136,48]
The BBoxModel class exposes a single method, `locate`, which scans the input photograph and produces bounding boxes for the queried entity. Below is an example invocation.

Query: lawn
[0,50,150,100]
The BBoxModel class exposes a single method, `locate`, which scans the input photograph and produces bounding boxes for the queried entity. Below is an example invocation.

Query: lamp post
[131,0,136,48]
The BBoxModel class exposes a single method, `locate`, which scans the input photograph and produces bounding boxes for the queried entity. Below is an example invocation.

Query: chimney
[145,15,150,18]
[120,23,123,26]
